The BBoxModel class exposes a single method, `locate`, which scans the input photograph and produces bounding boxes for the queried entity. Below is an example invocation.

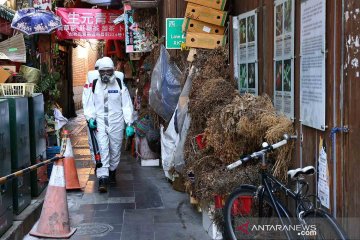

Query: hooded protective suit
[83,57,134,178]
[82,58,102,162]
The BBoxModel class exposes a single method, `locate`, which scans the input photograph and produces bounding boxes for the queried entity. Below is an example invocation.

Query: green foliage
[35,63,61,114]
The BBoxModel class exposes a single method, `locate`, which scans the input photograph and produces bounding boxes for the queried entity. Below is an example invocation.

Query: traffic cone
[29,158,76,238]
[62,133,81,190]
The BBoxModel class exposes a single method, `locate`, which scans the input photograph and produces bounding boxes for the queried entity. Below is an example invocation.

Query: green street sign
[166,18,186,49]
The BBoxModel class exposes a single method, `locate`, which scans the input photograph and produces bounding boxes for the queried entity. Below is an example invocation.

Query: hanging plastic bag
[160,110,178,180]
[149,45,182,122]
[175,66,195,134]
[173,113,191,172]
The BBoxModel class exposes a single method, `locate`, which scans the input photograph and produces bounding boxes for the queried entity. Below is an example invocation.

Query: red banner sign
[56,8,125,40]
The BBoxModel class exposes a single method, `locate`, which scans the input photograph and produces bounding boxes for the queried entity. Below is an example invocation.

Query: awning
[122,0,159,8]
[81,0,123,6]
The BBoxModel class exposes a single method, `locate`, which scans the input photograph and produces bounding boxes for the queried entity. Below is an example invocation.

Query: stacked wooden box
[183,0,228,49]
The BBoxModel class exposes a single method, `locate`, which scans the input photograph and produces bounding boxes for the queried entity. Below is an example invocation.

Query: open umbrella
[11,8,62,35]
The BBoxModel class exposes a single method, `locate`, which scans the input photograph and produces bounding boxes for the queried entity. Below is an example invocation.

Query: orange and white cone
[63,134,81,190]
[29,158,76,238]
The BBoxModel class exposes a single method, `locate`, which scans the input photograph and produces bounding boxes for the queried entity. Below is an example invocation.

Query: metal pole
[0,156,65,185]
[0,133,68,185]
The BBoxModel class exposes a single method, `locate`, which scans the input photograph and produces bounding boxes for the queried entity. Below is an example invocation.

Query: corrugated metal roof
[0,5,15,22]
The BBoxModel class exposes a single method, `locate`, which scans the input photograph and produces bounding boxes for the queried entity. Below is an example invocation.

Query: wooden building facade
[158,0,360,237]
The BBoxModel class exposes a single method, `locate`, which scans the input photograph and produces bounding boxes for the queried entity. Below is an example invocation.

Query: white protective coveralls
[82,59,102,162]
[83,58,134,178]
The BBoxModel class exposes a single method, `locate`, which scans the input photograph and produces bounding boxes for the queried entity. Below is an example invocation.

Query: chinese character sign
[56,8,125,40]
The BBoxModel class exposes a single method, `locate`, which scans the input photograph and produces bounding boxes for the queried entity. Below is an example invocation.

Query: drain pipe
[330,126,349,219]
[332,0,338,219]
[340,0,345,220]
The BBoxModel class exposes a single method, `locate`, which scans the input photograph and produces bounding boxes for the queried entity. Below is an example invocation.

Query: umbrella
[11,8,62,35]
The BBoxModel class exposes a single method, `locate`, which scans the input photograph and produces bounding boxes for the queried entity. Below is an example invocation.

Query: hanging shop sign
[273,0,294,119]
[238,9,258,95]
[300,0,326,130]
[165,18,185,49]
[55,8,125,40]
[124,4,154,53]
[33,0,51,11]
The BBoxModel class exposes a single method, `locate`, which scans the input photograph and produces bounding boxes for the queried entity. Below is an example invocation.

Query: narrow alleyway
[25,110,211,240]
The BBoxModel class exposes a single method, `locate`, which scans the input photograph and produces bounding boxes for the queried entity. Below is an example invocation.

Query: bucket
[214,195,223,209]
[46,146,61,178]
[231,196,253,215]
[195,133,206,150]
[239,196,253,215]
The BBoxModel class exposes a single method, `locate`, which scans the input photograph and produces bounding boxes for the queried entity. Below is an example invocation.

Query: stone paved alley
[25,111,211,240]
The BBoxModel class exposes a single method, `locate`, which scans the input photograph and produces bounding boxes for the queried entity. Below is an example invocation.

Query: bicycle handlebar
[227,134,290,170]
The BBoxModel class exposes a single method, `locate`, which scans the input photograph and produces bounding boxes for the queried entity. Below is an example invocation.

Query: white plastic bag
[140,137,159,160]
[160,111,178,180]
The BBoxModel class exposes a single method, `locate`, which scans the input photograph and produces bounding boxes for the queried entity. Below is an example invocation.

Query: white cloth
[54,108,68,130]
[83,71,134,178]
[82,70,100,162]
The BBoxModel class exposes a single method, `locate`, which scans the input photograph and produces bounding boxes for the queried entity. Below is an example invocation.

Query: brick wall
[72,41,99,110]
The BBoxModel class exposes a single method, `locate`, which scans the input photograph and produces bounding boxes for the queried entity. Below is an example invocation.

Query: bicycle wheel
[301,209,349,240]
[223,185,291,240]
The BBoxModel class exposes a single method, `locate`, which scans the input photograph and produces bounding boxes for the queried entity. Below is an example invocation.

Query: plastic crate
[0,83,35,96]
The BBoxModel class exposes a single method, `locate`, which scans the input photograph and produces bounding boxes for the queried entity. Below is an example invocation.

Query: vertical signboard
[300,0,326,130]
[238,10,258,95]
[233,16,239,85]
[166,18,186,49]
[124,4,153,53]
[273,0,295,119]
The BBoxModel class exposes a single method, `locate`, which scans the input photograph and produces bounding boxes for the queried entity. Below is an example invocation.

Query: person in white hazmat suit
[82,58,102,162]
[83,57,135,193]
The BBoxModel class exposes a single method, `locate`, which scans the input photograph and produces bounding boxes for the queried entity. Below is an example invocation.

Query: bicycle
[223,134,348,240]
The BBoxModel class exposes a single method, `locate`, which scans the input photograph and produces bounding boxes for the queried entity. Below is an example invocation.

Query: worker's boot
[98,176,109,193]
[109,170,116,184]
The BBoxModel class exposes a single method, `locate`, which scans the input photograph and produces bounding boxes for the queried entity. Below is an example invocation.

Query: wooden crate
[186,0,227,11]
[183,18,225,35]
[186,32,226,49]
[185,3,227,26]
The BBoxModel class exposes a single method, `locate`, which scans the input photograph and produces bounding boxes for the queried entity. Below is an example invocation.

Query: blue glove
[89,118,97,129]
[126,125,135,137]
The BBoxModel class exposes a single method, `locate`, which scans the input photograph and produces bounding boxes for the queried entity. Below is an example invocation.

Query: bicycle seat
[287,166,315,179]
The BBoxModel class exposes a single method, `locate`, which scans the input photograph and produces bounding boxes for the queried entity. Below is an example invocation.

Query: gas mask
[99,69,115,84]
